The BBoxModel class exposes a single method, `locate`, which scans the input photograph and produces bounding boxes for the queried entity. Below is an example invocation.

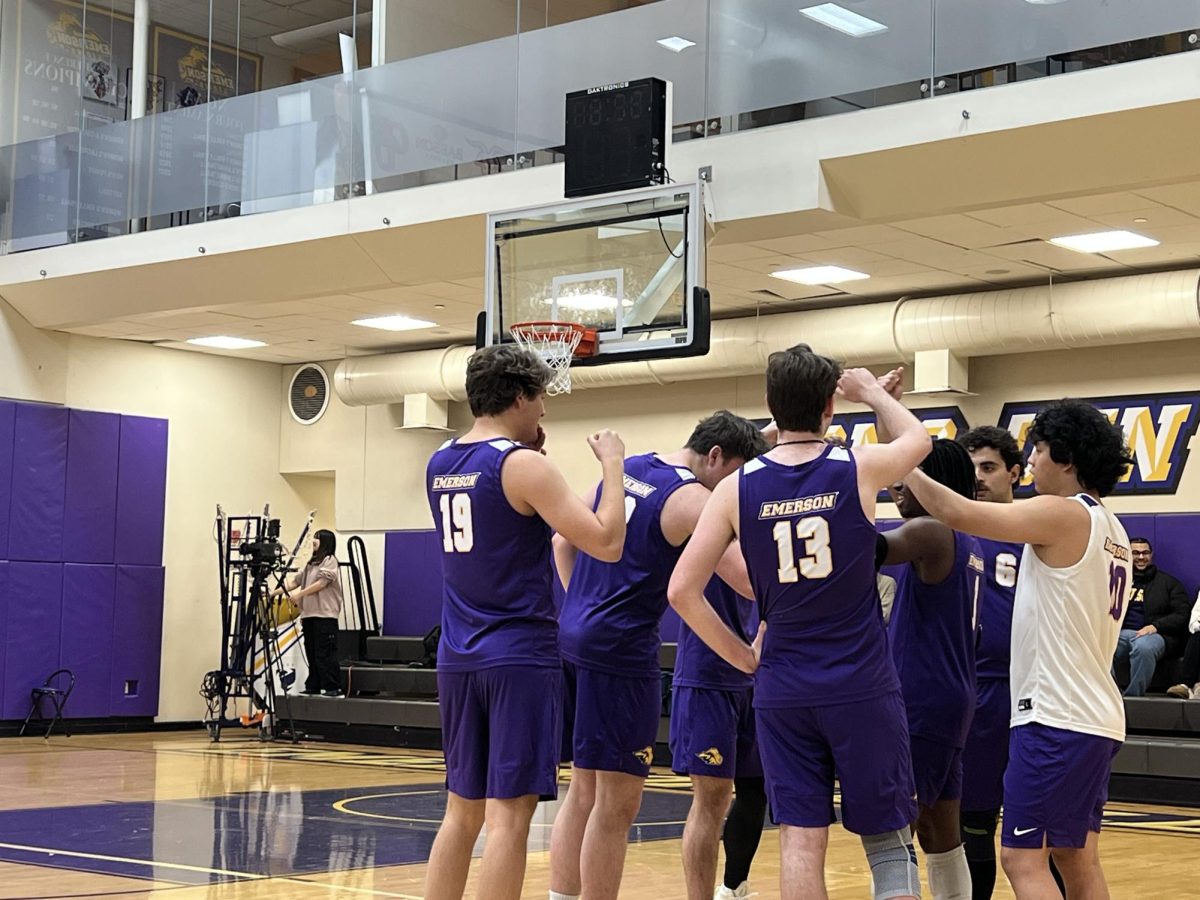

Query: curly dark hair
[1027,399,1133,497]
[766,343,842,434]
[958,425,1023,472]
[920,438,976,500]
[685,410,770,462]
[465,344,553,417]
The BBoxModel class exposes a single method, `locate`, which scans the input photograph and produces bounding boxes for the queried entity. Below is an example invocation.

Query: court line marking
[0,842,425,899]
[332,792,688,828]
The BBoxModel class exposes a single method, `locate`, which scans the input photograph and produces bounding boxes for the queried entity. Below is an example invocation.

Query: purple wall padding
[3,562,63,719]
[1143,514,1200,597]
[110,565,164,717]
[61,565,116,718]
[0,403,14,559]
[7,405,68,562]
[1116,514,1156,552]
[114,416,168,566]
[383,531,444,636]
[63,411,121,564]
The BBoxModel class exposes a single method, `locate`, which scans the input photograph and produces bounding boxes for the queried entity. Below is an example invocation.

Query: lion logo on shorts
[696,747,725,767]
[633,746,653,766]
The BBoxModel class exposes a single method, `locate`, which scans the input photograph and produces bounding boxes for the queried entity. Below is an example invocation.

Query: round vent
[289,364,329,425]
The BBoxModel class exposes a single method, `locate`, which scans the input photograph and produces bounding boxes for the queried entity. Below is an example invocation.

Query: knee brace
[862,827,921,899]
[960,808,999,862]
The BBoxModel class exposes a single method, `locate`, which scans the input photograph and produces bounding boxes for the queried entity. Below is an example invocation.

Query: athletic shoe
[322,689,344,697]
[1190,683,1200,700]
[239,711,265,727]
[1167,683,1191,699]
[714,883,750,899]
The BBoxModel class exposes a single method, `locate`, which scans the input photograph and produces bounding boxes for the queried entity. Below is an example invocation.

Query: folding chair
[20,669,76,738]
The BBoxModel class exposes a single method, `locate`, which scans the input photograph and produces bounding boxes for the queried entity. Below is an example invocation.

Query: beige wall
[282,337,1200,539]
[4,286,1198,723]
[0,298,320,722]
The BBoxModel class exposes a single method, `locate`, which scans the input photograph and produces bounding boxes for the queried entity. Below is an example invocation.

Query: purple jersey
[426,438,556,672]
[738,444,900,708]
[976,538,1023,679]
[560,453,696,677]
[674,575,758,691]
[889,529,984,748]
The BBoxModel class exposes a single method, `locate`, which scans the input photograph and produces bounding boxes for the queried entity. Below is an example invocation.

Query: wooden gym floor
[0,732,1194,899]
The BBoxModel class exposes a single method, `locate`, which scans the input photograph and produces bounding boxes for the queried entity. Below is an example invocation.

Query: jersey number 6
[773,516,833,583]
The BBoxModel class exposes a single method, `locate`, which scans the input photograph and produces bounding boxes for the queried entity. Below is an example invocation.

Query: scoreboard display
[564,77,668,198]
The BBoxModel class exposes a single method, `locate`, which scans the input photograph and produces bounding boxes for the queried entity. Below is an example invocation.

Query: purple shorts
[911,736,962,808]
[1001,723,1122,849]
[670,686,762,780]
[755,691,917,834]
[961,677,1010,813]
[562,661,661,777]
[438,665,562,801]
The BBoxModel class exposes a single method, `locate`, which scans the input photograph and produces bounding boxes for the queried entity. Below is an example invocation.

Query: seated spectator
[1166,593,1200,700]
[1112,537,1191,696]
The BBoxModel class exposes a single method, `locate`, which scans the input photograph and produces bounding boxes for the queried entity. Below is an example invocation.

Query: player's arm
[668,478,763,673]
[902,467,1084,547]
[505,431,627,562]
[879,517,956,584]
[662,482,754,598]
[840,368,931,512]
[551,485,598,588]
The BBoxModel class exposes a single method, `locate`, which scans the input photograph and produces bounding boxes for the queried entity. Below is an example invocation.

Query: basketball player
[548,411,767,900]
[954,426,1028,900]
[668,347,933,900]
[670,572,768,900]
[880,438,983,900]
[903,400,1134,900]
[423,344,628,900]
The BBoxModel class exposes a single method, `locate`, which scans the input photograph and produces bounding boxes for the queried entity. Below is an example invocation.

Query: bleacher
[288,636,675,753]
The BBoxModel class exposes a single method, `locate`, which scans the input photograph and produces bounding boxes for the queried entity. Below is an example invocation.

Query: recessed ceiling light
[1024,0,1068,5]
[799,4,888,37]
[352,314,437,331]
[986,269,1011,275]
[1133,217,1148,224]
[770,265,870,285]
[1048,230,1159,253]
[433,304,446,309]
[656,36,696,52]
[186,336,267,350]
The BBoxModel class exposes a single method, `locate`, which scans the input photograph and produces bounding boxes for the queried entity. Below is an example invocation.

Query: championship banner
[152,24,261,109]
[11,0,134,142]
[998,392,1200,497]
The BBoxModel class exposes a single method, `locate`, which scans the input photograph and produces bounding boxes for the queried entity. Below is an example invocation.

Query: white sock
[927,845,971,900]
[549,892,581,900]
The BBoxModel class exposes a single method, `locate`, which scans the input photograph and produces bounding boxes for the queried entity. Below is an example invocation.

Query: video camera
[238,518,284,575]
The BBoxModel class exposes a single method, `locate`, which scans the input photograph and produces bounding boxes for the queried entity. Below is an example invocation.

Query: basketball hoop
[510,321,597,395]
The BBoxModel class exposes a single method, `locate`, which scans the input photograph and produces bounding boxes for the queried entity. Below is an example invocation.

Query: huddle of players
[423,341,1135,900]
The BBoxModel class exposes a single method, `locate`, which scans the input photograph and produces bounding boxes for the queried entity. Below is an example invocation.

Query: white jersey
[1009,493,1129,742]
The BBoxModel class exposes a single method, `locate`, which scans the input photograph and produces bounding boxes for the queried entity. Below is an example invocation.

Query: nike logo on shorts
[1013,827,1038,836]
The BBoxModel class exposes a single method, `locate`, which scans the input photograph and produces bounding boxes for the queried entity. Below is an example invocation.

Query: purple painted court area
[0,783,697,885]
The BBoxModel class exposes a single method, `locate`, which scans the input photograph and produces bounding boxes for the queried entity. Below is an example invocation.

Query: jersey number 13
[773,516,833,582]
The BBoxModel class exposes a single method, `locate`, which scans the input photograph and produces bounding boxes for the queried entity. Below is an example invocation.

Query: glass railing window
[1,0,1198,253]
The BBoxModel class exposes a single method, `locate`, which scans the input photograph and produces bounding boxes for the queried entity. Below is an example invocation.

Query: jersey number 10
[773,516,833,582]
[440,493,474,553]
[1108,562,1128,621]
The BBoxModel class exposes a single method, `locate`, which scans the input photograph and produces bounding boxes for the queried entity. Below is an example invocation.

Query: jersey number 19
[439,493,474,553]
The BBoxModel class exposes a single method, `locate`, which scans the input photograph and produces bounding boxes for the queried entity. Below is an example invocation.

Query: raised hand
[587,429,625,463]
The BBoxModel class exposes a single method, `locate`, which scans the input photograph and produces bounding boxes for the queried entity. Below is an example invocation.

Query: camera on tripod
[239,518,284,575]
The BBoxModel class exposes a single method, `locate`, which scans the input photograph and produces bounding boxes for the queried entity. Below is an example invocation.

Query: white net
[510,322,585,396]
